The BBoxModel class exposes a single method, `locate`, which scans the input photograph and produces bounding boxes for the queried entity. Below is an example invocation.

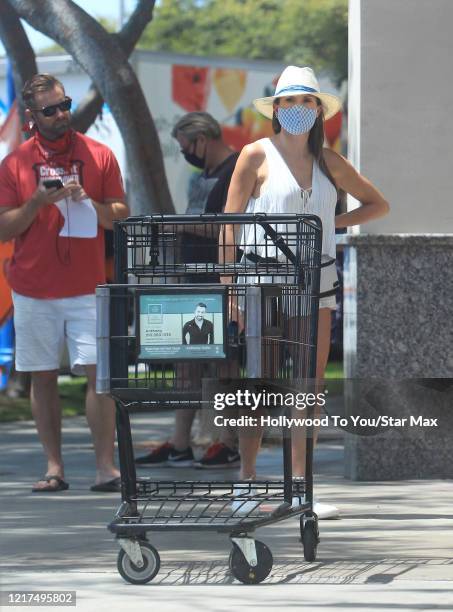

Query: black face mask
[181,138,207,169]
[182,150,206,169]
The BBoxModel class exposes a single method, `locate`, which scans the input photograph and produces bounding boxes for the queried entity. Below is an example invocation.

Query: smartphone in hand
[43,179,64,190]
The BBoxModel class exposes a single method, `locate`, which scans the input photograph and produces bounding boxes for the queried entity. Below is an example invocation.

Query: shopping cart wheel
[300,517,319,562]
[117,541,160,585]
[229,539,273,584]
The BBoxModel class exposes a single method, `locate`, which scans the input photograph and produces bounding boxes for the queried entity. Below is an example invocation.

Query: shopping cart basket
[96,213,323,584]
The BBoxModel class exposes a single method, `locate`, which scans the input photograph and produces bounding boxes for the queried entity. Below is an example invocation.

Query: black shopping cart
[96,213,323,584]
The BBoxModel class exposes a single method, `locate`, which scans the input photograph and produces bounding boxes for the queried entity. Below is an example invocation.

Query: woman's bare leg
[292,308,332,476]
[238,419,263,479]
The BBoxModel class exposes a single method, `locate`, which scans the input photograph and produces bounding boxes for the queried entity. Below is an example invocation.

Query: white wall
[348,0,453,233]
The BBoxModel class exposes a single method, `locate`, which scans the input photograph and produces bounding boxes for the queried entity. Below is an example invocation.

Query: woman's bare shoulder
[322,147,349,170]
[239,140,267,169]
[323,147,345,165]
[323,148,351,177]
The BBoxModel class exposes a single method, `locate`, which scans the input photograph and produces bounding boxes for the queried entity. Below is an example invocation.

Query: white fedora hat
[253,66,342,121]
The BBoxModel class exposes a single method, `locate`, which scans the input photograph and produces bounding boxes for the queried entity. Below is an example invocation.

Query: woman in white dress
[222,66,389,518]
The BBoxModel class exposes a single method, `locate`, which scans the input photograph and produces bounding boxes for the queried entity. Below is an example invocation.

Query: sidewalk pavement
[0,411,452,612]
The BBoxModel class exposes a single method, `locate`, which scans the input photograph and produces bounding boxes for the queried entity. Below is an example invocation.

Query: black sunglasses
[31,97,72,117]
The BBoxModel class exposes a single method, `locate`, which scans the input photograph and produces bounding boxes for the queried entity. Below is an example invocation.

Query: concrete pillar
[344,0,453,479]
[348,0,453,234]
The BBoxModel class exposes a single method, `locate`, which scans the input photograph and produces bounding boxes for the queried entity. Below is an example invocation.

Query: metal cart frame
[96,213,323,584]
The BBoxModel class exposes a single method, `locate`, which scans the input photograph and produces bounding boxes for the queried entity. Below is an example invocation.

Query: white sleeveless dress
[240,137,338,308]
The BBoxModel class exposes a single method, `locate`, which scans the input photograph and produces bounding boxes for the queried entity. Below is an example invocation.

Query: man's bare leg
[30,369,64,489]
[171,408,197,450]
[85,365,120,484]
[219,414,238,450]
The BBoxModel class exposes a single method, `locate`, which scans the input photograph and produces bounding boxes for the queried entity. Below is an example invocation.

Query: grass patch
[325,360,344,379]
[0,377,87,423]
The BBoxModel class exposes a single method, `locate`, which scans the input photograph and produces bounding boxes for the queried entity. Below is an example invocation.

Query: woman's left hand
[324,149,390,228]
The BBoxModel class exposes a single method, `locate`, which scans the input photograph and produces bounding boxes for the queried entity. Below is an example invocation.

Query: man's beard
[51,119,70,137]
[37,117,70,140]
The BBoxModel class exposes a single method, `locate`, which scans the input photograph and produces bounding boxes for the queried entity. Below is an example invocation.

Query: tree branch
[9,0,173,214]
[116,0,156,55]
[0,0,38,123]
[72,0,156,133]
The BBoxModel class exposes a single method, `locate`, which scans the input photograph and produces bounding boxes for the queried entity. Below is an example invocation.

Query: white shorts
[237,256,339,311]
[319,261,339,310]
[12,291,96,375]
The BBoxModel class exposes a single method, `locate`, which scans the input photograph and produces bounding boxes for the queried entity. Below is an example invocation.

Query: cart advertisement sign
[136,289,227,361]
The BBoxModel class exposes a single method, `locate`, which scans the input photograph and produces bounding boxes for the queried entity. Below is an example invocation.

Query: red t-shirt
[0,130,125,299]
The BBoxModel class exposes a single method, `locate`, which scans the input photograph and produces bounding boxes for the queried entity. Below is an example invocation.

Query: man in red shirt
[0,74,129,492]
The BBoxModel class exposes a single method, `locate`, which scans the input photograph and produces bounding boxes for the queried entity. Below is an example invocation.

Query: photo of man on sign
[182,303,214,345]
[137,291,225,360]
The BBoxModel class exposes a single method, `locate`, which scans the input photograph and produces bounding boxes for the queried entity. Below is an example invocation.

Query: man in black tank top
[135,113,240,470]
[172,112,239,282]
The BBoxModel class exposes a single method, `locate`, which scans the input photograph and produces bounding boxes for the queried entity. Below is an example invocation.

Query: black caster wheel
[229,540,273,584]
[117,541,160,585]
[300,517,319,562]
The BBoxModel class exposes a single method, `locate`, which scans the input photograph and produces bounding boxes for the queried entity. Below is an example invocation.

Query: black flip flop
[90,477,121,493]
[32,475,69,493]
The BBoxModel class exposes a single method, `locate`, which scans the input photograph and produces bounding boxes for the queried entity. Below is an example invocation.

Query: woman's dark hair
[272,97,338,194]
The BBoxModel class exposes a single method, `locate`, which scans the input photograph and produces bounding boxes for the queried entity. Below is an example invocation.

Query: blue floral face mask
[277,105,318,135]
